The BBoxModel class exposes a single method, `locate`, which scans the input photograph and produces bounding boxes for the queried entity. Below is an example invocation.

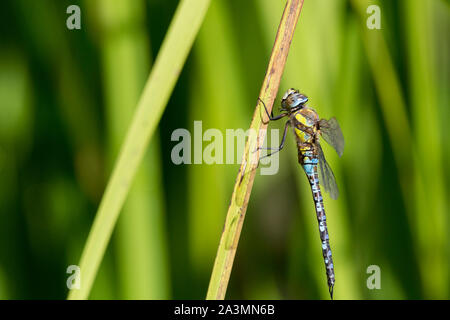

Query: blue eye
[299,95,308,104]
[291,95,307,107]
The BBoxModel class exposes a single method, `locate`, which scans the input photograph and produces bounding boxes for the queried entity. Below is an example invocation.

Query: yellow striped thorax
[293,107,319,145]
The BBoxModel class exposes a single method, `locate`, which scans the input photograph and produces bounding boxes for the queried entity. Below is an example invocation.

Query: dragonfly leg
[258,120,290,160]
[257,97,287,123]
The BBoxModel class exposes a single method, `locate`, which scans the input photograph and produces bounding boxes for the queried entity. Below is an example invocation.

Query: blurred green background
[0,0,448,299]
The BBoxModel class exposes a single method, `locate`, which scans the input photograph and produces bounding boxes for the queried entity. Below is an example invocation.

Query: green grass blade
[67,0,211,300]
[402,0,447,298]
[351,0,431,298]
[93,0,170,299]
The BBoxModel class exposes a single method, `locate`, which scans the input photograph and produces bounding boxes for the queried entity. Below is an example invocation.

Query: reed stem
[206,0,305,300]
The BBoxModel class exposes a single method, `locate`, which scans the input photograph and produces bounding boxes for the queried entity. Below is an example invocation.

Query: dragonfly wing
[319,117,344,157]
[317,144,339,200]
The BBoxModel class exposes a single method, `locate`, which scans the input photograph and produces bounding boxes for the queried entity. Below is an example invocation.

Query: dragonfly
[258,88,344,299]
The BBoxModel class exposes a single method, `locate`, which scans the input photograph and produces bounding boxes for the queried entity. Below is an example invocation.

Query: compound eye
[282,90,291,101]
[283,88,298,101]
[297,93,308,103]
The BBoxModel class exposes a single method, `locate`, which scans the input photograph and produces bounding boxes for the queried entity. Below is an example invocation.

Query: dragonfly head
[281,88,308,111]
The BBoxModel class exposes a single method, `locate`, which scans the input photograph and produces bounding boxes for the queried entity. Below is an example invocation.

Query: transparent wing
[317,144,339,200]
[319,117,344,157]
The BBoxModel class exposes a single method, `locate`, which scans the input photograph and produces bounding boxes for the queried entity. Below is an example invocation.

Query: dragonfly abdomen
[301,150,335,299]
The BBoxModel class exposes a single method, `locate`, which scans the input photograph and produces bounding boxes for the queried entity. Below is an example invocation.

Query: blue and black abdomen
[301,150,335,298]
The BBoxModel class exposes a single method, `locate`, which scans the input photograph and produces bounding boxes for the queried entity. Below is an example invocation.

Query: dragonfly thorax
[281,88,308,112]
[291,107,320,149]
